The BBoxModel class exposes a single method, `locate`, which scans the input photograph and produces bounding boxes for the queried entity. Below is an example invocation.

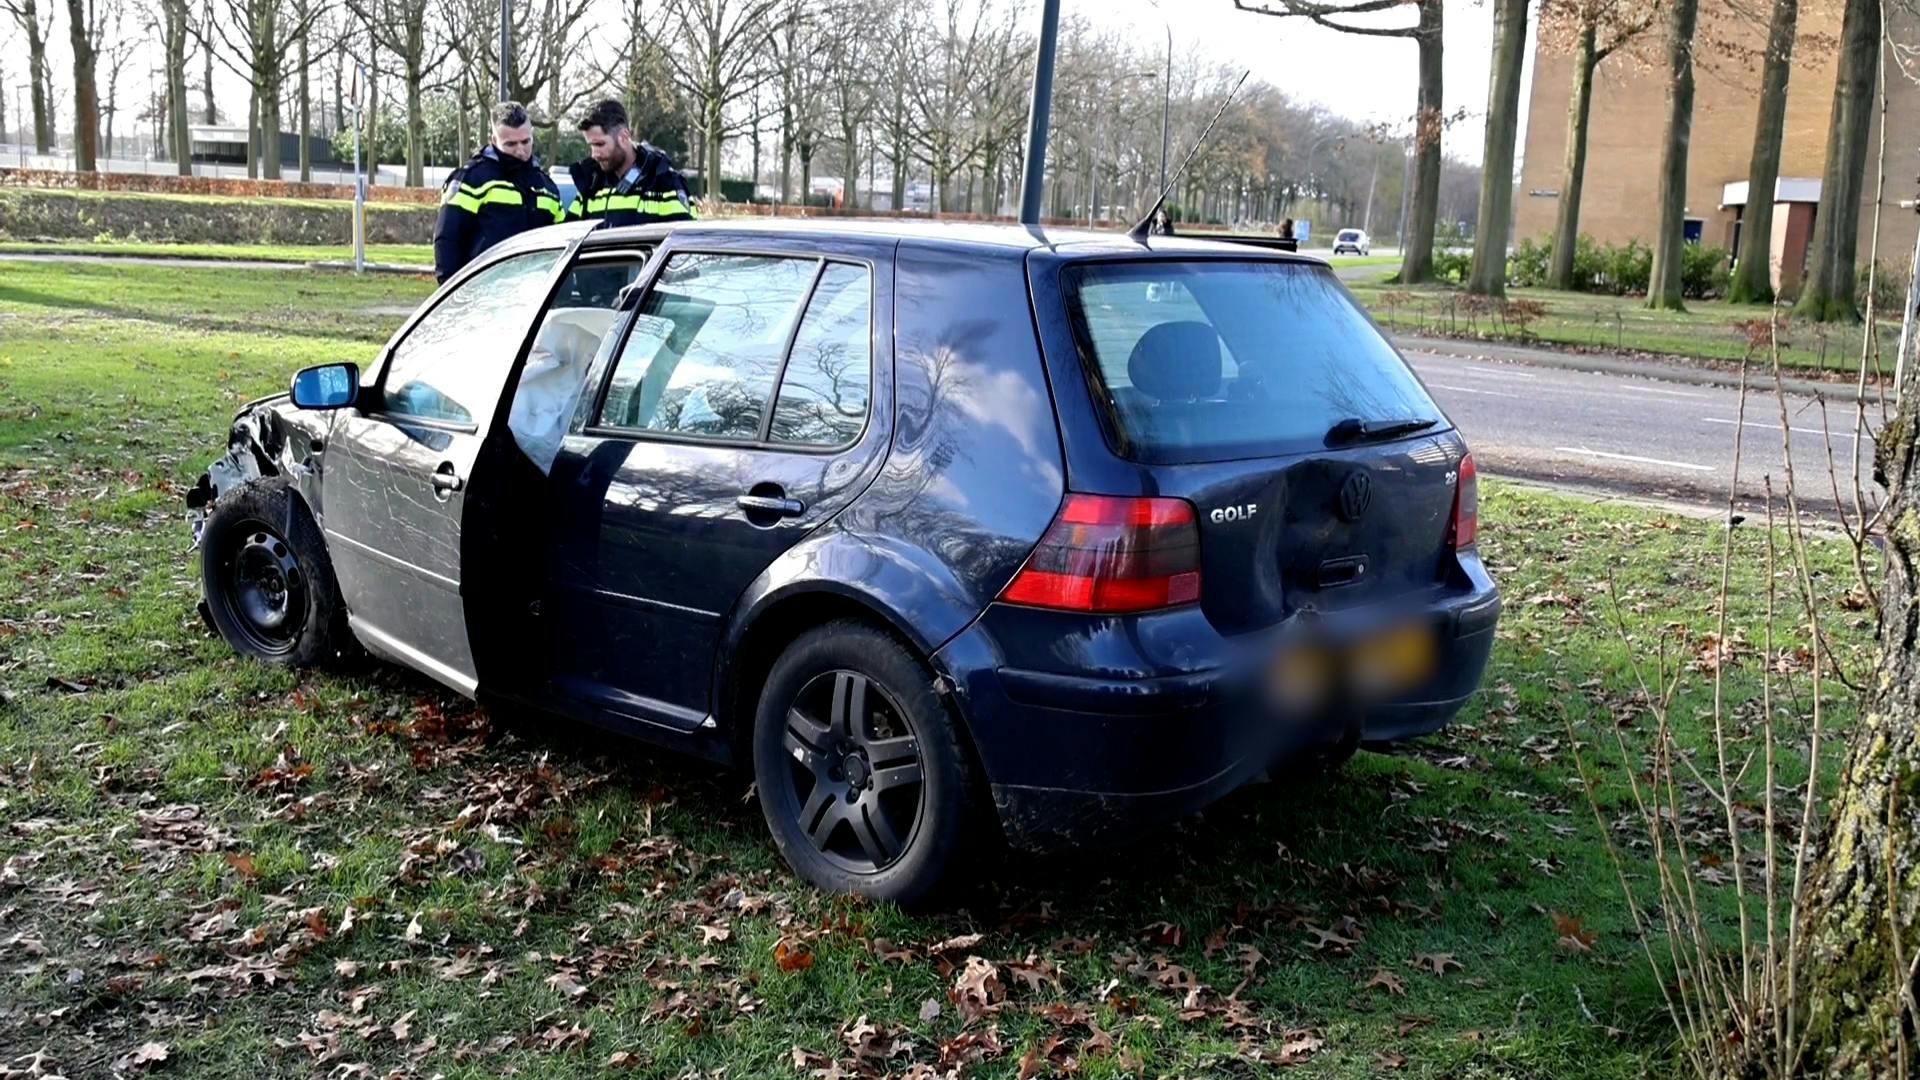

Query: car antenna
[1128,68,1251,243]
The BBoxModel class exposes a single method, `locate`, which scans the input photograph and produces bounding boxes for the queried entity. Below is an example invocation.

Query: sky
[1,0,1520,169]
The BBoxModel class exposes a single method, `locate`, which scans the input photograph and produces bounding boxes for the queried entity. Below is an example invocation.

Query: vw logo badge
[1336,471,1373,522]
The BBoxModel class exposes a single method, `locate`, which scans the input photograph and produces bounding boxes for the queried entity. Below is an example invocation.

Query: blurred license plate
[1349,624,1436,696]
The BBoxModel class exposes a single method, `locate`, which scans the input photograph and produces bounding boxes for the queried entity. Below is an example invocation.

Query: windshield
[1061,260,1443,463]
[1338,231,1362,241]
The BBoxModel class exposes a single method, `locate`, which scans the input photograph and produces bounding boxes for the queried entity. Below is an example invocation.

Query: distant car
[186,219,1498,906]
[1333,228,1370,256]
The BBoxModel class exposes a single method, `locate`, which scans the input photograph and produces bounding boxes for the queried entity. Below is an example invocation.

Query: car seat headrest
[1127,320,1223,402]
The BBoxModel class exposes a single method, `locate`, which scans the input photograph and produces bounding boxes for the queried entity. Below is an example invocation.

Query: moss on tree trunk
[1791,355,1920,1074]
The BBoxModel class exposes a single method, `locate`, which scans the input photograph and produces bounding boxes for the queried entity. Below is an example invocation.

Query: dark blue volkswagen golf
[187,219,1499,905]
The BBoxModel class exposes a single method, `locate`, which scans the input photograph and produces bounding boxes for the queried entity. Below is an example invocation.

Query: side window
[381,250,561,424]
[597,253,816,439]
[769,263,872,447]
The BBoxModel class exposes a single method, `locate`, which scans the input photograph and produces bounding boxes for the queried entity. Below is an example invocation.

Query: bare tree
[3,0,55,152]
[903,0,1027,214]
[1233,0,1444,283]
[155,0,193,172]
[1645,0,1700,311]
[1537,0,1654,290]
[99,1,138,157]
[348,0,451,184]
[1792,0,1880,323]
[767,0,832,205]
[821,0,881,208]
[63,0,105,169]
[200,0,325,179]
[1465,0,1529,296]
[1725,0,1800,304]
[648,0,787,199]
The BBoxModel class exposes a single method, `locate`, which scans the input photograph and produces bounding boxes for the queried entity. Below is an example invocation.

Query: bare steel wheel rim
[777,669,926,874]
[217,520,307,657]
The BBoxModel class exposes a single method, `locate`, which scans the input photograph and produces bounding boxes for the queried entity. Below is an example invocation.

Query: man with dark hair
[565,98,697,227]
[433,101,564,283]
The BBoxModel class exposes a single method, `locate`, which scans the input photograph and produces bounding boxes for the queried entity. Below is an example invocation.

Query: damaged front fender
[186,394,332,547]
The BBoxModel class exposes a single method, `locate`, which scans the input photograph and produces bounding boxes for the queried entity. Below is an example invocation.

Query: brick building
[1515,3,1920,293]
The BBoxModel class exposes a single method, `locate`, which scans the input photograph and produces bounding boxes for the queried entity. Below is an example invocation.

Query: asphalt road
[1406,348,1882,520]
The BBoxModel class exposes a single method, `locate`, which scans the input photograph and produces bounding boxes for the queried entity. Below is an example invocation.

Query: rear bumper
[933,578,1499,849]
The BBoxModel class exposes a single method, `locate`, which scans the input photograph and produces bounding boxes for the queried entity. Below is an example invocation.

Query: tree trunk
[1727,0,1798,305]
[65,0,99,171]
[1646,0,1701,311]
[202,28,215,124]
[780,103,793,204]
[707,97,724,199]
[1793,0,1879,323]
[405,62,423,187]
[17,0,53,152]
[165,0,190,174]
[842,122,859,210]
[800,142,813,209]
[1466,0,1528,295]
[246,88,259,179]
[1790,348,1920,1075]
[261,53,283,181]
[1397,0,1444,284]
[455,75,469,163]
[1547,22,1598,291]
[297,8,312,182]
[365,58,379,186]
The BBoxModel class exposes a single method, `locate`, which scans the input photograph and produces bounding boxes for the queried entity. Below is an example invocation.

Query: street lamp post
[498,0,511,102]
[1017,0,1063,225]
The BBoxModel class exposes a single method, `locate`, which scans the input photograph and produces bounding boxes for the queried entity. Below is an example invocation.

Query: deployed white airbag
[509,306,618,472]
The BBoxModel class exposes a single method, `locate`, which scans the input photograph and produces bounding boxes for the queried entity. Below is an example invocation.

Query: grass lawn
[1344,279,1899,377]
[0,240,435,266]
[0,261,1880,1077]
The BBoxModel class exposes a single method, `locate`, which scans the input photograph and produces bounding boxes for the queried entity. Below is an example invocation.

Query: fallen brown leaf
[1362,969,1407,996]
[1408,952,1463,977]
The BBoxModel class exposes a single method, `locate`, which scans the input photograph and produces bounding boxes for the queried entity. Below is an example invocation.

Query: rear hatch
[1053,257,1464,636]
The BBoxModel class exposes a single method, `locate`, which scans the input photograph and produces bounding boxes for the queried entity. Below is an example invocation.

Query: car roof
[573,217,1331,265]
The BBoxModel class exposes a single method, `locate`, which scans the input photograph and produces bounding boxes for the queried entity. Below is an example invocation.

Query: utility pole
[498,0,511,102]
[1017,0,1062,226]
[352,61,367,273]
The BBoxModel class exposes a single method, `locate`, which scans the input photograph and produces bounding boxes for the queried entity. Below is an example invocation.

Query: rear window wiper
[1324,416,1439,446]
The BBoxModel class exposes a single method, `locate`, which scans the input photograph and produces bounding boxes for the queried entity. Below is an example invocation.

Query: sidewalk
[1391,333,1865,401]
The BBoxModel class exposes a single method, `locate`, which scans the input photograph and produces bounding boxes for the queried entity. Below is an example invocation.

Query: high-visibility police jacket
[564,144,697,228]
[432,147,564,283]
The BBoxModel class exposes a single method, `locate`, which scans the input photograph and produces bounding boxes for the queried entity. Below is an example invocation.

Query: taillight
[1000,494,1203,613]
[1450,452,1479,549]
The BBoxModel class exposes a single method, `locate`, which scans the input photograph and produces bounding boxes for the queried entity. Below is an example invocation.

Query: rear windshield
[1338,231,1362,241]
[1061,260,1442,463]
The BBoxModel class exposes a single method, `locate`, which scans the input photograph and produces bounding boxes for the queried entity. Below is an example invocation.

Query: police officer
[565,99,697,227]
[432,101,564,283]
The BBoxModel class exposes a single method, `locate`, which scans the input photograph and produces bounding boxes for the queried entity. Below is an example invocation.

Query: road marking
[1700,416,1860,442]
[1430,382,1522,399]
[1417,361,1539,379]
[1553,446,1716,472]
[1614,383,1707,400]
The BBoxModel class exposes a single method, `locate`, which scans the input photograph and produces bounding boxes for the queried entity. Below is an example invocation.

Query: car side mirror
[289,362,360,410]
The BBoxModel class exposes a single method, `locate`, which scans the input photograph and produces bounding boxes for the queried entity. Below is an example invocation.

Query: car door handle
[736,494,805,517]
[431,463,464,496]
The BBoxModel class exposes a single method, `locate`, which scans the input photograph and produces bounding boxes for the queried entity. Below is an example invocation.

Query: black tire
[199,478,353,668]
[752,620,987,908]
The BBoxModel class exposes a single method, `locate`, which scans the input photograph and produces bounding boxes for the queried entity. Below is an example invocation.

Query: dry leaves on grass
[1551,912,1599,954]
[1408,952,1464,977]
[1362,968,1408,996]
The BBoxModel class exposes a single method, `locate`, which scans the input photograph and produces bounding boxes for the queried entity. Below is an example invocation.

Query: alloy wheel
[776,670,926,874]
